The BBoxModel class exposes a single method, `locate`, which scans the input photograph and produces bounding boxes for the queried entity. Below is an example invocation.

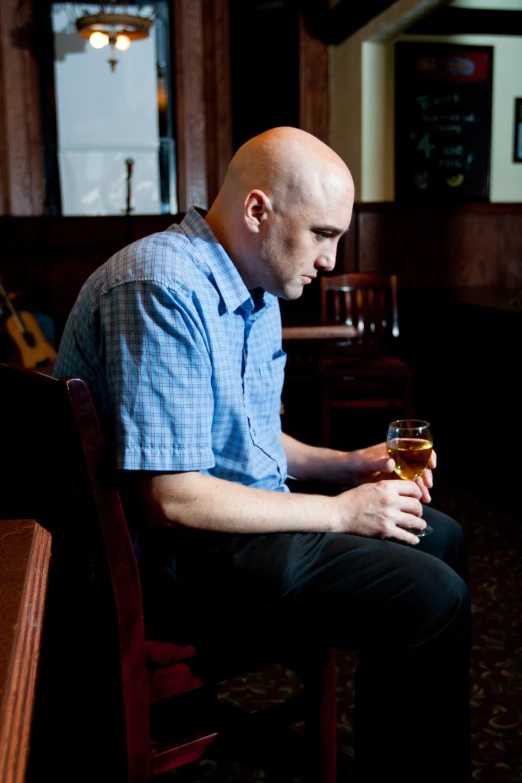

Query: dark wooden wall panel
[1,206,520,343]
[203,0,233,205]
[173,0,208,211]
[0,0,44,215]
[299,12,329,145]
[338,219,358,274]
[0,215,180,340]
[357,203,522,290]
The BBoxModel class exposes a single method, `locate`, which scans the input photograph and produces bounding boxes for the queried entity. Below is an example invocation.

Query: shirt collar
[177,207,277,316]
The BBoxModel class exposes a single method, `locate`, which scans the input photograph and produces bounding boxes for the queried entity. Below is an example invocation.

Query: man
[54,127,471,782]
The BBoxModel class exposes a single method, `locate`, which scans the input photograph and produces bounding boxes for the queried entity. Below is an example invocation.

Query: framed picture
[513,98,522,163]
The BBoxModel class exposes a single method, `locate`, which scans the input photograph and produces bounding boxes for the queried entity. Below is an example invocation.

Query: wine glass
[386,418,434,537]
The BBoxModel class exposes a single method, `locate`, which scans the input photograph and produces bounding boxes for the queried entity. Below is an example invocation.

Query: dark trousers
[141,502,471,782]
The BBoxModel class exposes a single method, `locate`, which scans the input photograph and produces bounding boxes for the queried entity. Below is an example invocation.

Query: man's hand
[280,432,436,503]
[332,479,425,545]
[341,442,436,504]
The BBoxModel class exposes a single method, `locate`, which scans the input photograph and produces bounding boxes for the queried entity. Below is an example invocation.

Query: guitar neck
[0,280,26,332]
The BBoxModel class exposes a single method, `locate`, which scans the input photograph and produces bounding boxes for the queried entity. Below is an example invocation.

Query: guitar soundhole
[23,331,37,348]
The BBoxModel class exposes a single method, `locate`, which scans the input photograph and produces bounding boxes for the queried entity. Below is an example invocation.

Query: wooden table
[0,519,51,783]
[282,324,358,340]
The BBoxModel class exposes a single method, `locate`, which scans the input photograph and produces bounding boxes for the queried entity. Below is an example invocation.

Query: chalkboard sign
[395,42,493,202]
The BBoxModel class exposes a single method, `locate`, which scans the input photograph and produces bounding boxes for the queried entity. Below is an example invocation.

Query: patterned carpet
[161,468,522,782]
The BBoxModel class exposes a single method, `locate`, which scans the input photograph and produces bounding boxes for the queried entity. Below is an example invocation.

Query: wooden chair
[319,273,415,447]
[0,362,338,783]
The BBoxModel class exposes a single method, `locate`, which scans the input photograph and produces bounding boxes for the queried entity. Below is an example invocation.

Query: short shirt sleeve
[101,280,215,471]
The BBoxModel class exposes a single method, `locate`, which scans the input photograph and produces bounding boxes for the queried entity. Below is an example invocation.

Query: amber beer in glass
[386,419,433,536]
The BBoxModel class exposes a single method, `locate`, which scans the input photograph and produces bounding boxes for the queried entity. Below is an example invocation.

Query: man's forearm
[138,470,338,534]
[281,432,352,485]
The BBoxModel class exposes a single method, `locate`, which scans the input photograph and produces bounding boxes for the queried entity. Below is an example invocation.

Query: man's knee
[419,506,468,580]
[412,559,470,651]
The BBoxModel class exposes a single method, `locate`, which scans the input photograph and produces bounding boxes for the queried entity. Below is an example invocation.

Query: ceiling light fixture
[76,4,154,72]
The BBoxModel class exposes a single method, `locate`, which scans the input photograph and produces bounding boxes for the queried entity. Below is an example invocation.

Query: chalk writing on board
[395,43,493,202]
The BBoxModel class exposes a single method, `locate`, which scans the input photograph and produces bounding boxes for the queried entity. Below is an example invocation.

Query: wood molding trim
[357,201,522,215]
[298,12,329,145]
[407,7,522,37]
[330,38,362,194]
[173,0,208,211]
[0,0,44,216]
[203,0,232,205]
[360,0,451,44]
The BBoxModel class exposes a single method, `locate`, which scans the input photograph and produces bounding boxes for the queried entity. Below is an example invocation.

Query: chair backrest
[0,363,152,779]
[320,273,400,342]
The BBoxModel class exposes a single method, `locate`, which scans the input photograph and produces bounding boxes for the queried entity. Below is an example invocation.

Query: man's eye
[314,231,331,239]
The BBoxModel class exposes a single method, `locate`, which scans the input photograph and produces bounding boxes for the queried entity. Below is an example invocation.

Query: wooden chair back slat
[321,273,400,345]
[316,274,414,447]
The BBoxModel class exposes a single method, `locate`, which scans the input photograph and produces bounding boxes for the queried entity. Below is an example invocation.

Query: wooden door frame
[0,0,45,215]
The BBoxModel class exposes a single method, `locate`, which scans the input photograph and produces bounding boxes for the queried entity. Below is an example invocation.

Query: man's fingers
[400,496,424,517]
[371,457,395,478]
[389,479,422,498]
[398,514,426,531]
[383,523,422,546]
[390,513,427,545]
[416,475,432,503]
[383,457,395,473]
[421,468,434,488]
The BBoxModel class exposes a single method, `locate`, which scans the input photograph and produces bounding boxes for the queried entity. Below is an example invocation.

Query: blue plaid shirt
[54,208,289,491]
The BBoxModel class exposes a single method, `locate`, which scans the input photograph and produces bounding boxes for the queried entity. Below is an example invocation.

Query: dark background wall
[230,0,300,151]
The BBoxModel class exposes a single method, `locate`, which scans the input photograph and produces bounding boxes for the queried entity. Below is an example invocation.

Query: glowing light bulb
[115,34,131,51]
[89,31,109,49]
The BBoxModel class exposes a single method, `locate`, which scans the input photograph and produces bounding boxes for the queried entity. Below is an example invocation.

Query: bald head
[217,126,353,215]
[206,127,354,299]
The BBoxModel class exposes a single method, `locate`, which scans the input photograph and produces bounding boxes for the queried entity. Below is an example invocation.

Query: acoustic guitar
[0,278,57,370]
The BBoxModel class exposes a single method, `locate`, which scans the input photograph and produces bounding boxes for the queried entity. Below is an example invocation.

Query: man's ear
[244,190,270,233]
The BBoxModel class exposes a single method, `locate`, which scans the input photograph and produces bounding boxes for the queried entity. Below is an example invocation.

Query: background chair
[319,273,415,448]
[0,362,338,783]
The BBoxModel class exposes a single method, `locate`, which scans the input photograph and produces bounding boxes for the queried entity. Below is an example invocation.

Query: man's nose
[315,252,336,273]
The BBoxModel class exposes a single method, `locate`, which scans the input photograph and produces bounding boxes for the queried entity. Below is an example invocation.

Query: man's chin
[280,283,305,301]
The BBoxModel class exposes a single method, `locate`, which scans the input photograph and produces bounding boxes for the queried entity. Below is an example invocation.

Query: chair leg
[320,649,337,783]
[303,648,337,783]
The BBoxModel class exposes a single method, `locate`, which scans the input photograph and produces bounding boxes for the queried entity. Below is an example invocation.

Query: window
[41,2,176,215]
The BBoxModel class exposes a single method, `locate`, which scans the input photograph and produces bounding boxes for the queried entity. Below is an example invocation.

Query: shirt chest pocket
[244,351,287,432]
